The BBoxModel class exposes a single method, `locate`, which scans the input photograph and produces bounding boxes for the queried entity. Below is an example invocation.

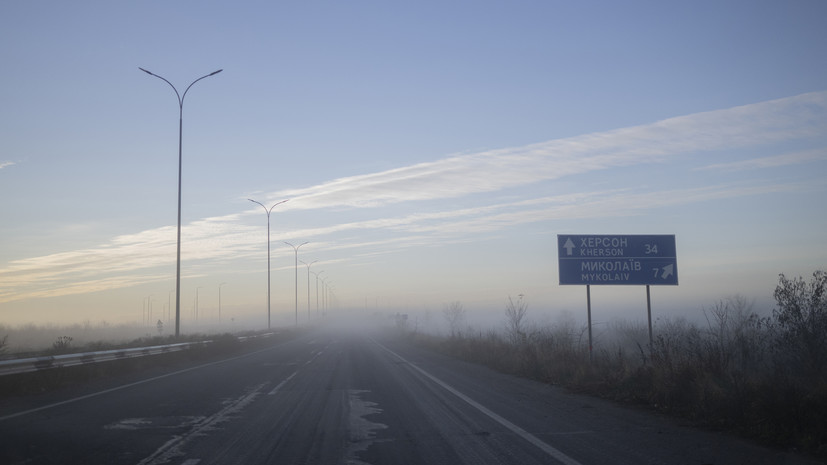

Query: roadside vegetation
[410,271,826,460]
[0,320,197,357]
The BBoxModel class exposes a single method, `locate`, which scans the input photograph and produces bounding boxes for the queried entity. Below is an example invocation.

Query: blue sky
[1,1,826,331]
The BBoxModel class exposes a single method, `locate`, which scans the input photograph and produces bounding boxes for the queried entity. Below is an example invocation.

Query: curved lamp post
[300,260,318,323]
[284,241,308,327]
[139,67,222,337]
[311,270,324,318]
[319,276,328,316]
[321,278,332,316]
[218,282,226,323]
[195,286,203,321]
[325,283,335,314]
[249,199,289,329]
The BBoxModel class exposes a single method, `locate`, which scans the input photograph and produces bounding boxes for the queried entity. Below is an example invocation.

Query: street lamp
[219,282,226,323]
[300,260,318,322]
[139,67,222,337]
[145,295,154,326]
[319,276,328,316]
[312,270,324,318]
[168,290,174,324]
[249,199,289,329]
[284,241,308,326]
[196,286,203,321]
[321,278,333,316]
[325,283,335,315]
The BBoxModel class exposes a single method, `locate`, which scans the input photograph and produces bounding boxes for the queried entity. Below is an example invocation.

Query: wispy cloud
[1,92,825,304]
[0,161,15,170]
[0,180,805,304]
[273,91,827,211]
[697,148,827,172]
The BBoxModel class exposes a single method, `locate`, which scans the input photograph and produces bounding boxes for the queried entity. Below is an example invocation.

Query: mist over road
[0,325,815,464]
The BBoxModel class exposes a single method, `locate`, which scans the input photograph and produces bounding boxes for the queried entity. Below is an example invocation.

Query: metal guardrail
[0,332,277,377]
[0,341,208,376]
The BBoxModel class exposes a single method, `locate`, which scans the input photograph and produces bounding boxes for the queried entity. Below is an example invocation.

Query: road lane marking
[304,349,324,365]
[137,384,265,465]
[268,371,298,395]
[373,340,584,465]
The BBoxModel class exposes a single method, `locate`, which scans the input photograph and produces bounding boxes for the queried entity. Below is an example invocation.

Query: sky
[1,1,826,333]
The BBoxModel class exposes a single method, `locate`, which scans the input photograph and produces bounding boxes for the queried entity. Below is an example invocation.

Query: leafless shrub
[504,294,528,345]
[702,296,770,377]
[50,335,74,354]
[442,301,466,338]
[770,270,827,380]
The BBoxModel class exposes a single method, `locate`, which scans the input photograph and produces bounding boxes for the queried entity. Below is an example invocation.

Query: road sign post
[557,235,678,359]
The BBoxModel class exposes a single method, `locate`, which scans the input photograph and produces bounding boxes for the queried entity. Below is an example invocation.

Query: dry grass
[410,272,827,460]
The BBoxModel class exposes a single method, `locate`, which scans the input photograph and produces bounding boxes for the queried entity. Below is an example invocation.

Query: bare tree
[443,301,466,338]
[702,295,763,372]
[505,294,528,345]
[772,270,827,376]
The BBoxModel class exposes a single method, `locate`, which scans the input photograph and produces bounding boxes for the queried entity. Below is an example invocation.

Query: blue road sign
[558,235,678,285]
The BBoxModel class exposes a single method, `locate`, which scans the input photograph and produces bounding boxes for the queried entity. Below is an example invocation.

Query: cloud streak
[697,148,827,172]
[273,91,827,211]
[2,92,825,304]
[0,180,806,304]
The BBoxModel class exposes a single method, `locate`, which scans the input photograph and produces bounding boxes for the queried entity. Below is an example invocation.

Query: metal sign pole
[558,235,679,364]
[646,285,653,347]
[586,284,593,363]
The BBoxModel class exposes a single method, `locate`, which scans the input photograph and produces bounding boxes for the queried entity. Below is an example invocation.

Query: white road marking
[136,384,265,465]
[373,340,584,465]
[304,348,325,365]
[268,371,298,395]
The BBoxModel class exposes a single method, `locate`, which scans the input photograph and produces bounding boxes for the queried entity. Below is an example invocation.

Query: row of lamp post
[302,262,335,320]
[143,282,227,329]
[144,284,226,325]
[141,66,332,334]
[284,241,308,327]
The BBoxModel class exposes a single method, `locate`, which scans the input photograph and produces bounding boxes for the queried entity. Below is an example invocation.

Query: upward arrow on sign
[563,238,575,256]
[660,264,674,279]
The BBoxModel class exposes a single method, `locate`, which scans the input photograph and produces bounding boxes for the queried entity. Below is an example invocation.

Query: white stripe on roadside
[268,371,298,395]
[373,340,584,465]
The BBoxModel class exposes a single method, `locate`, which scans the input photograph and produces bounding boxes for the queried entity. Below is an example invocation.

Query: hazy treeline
[410,271,826,459]
[0,321,150,357]
[0,320,240,357]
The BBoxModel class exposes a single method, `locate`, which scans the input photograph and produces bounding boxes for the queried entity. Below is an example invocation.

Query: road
[0,325,817,464]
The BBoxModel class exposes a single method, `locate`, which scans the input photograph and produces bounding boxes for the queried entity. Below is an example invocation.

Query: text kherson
[580,247,625,256]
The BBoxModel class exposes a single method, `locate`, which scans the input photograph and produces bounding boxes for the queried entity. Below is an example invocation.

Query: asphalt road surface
[0,325,818,464]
